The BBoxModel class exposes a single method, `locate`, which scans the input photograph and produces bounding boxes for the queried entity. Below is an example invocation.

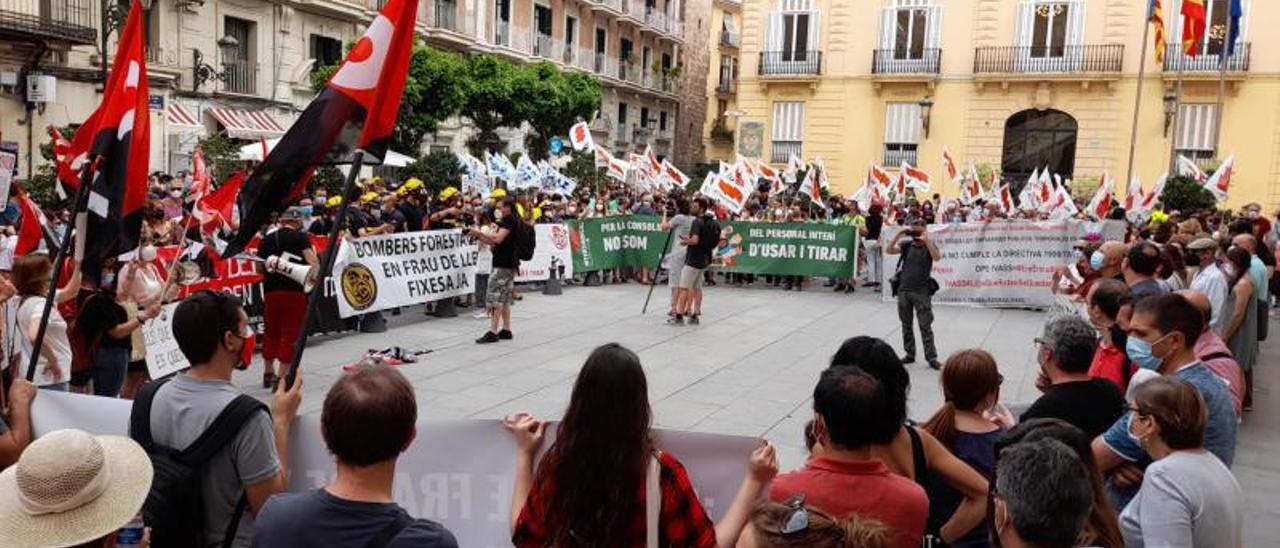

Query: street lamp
[918,96,934,139]
[192,35,241,92]
[1163,90,1179,137]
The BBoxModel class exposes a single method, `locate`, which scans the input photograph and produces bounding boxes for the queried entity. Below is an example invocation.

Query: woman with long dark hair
[920,349,1010,548]
[826,337,989,546]
[506,343,776,547]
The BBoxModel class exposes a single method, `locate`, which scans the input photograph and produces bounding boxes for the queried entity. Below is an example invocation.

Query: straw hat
[0,429,153,548]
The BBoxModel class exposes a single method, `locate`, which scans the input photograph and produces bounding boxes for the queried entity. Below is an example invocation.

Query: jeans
[898,289,937,361]
[92,346,130,397]
[475,273,490,308]
[864,239,882,284]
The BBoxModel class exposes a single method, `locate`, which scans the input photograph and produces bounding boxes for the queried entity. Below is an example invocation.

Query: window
[223,17,255,94]
[719,55,735,87]
[1017,1,1084,59]
[534,4,553,56]
[1171,0,1244,57]
[1175,104,1218,160]
[434,0,457,30]
[640,107,650,128]
[883,102,922,166]
[309,35,342,74]
[621,38,633,61]
[565,16,577,49]
[659,111,668,132]
[764,1,820,72]
[494,0,511,46]
[771,101,805,163]
[717,99,728,118]
[596,28,607,54]
[618,103,629,131]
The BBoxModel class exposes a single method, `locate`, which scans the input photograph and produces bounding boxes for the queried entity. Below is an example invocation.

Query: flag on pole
[643,145,663,177]
[516,155,541,189]
[660,159,689,189]
[901,162,931,191]
[592,144,611,169]
[997,184,1015,213]
[194,171,244,234]
[15,189,48,256]
[942,148,959,182]
[1087,176,1116,220]
[870,164,894,188]
[1124,176,1145,211]
[1176,155,1208,184]
[569,121,594,151]
[225,0,418,256]
[1228,0,1243,56]
[1181,0,1207,57]
[48,126,82,198]
[1150,0,1167,64]
[605,153,630,181]
[71,0,150,278]
[784,153,804,183]
[1204,154,1233,202]
[189,146,213,201]
[799,166,824,206]
[1141,174,1167,211]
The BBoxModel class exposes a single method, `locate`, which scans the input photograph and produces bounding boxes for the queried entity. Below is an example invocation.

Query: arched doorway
[1001,109,1077,191]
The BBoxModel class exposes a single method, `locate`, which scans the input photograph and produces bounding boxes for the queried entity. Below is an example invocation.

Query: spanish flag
[1180,0,1206,57]
[1150,0,1166,64]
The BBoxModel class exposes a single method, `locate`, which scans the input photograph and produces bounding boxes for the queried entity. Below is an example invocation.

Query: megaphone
[266,255,318,293]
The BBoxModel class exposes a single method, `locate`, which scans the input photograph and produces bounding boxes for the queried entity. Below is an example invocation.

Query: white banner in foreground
[333,230,479,318]
[516,224,575,282]
[32,392,761,548]
[882,220,1125,308]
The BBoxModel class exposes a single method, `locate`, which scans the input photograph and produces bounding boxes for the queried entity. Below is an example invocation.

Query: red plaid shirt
[512,451,716,548]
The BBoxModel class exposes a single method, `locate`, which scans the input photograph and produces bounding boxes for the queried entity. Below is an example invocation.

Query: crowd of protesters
[0,167,1267,547]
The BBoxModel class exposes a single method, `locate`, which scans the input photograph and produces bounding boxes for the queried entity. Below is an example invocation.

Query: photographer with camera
[887,217,942,370]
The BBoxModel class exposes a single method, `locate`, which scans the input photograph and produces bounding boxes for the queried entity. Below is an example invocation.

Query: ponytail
[921,402,959,451]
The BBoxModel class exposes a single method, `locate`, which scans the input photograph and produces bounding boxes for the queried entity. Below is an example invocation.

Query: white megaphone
[265,255,318,293]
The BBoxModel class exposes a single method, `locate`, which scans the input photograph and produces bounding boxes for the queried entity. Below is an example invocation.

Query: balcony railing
[973,44,1124,74]
[710,121,734,143]
[1164,43,1251,73]
[622,0,644,20]
[494,20,511,47]
[872,48,942,75]
[533,34,554,58]
[883,147,918,167]
[616,124,631,143]
[759,51,821,76]
[591,0,622,13]
[770,141,802,164]
[645,9,667,32]
[594,52,608,74]
[426,6,476,39]
[432,1,457,30]
[716,79,737,94]
[720,31,740,48]
[224,60,257,95]
[0,0,96,44]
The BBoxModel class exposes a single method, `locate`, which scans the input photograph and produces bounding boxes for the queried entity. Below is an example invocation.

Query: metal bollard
[543,258,563,295]
[432,298,458,318]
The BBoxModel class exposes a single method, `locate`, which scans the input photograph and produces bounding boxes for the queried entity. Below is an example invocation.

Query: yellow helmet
[490,188,508,199]
[403,178,424,190]
[439,186,459,200]
[360,192,380,204]
[326,196,343,208]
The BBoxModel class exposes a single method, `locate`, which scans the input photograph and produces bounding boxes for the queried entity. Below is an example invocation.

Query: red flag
[225,0,419,256]
[901,163,931,191]
[190,146,213,198]
[73,0,149,279]
[1181,0,1207,56]
[942,148,959,181]
[15,190,47,256]
[196,171,245,233]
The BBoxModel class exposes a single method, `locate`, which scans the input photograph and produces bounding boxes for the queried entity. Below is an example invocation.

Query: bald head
[1232,233,1257,254]
[1097,241,1127,275]
[1177,289,1212,327]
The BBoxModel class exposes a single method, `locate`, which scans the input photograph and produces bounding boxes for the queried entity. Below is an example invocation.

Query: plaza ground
[232,281,1279,545]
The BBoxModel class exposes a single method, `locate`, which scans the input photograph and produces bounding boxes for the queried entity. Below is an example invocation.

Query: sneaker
[901,355,916,364]
[473,311,489,319]
[498,329,513,340]
[689,315,700,325]
[928,360,943,371]
[667,315,685,326]
[476,332,500,344]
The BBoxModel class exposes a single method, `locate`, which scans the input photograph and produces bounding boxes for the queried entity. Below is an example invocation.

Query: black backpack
[515,220,537,262]
[130,377,268,548]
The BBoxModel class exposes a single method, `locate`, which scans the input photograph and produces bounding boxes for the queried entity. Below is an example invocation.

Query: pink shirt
[1196,331,1245,416]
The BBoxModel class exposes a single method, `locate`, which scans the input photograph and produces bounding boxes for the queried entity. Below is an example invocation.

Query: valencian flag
[1150,0,1166,64]
[58,0,149,278]
[1181,0,1206,57]
[225,0,418,257]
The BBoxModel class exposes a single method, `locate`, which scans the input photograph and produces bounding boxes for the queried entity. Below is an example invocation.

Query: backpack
[515,220,536,262]
[130,377,269,548]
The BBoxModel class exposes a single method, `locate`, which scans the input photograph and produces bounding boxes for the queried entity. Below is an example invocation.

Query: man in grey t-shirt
[887,218,942,369]
[662,197,694,317]
[145,291,302,547]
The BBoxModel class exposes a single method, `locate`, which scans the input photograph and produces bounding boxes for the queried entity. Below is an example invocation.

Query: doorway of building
[1001,109,1077,192]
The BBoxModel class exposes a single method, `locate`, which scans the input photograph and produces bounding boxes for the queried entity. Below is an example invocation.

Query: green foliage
[1071,174,1100,202]
[462,54,523,154]
[26,124,79,207]
[515,62,602,160]
[1160,175,1216,214]
[312,166,348,196]
[562,150,603,194]
[400,150,463,194]
[195,134,245,183]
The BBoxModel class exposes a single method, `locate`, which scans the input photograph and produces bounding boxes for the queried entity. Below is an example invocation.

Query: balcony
[223,60,257,95]
[710,121,734,143]
[872,48,941,76]
[720,31,740,49]
[1163,42,1250,78]
[618,61,643,86]
[425,3,477,45]
[0,0,96,45]
[644,9,667,33]
[770,141,802,164]
[716,79,737,95]
[973,44,1124,79]
[493,20,511,48]
[533,34,555,58]
[621,0,644,24]
[616,124,631,144]
[588,0,622,15]
[759,51,821,78]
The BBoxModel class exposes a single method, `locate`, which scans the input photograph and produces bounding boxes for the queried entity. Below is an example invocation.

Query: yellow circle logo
[340,263,378,311]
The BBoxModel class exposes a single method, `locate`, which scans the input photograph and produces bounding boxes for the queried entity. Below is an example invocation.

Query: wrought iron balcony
[973,44,1123,75]
[0,0,96,45]
[223,60,257,95]
[883,147,918,167]
[770,141,802,163]
[1164,42,1250,73]
[710,121,734,143]
[872,48,941,75]
[716,79,737,94]
[759,51,821,77]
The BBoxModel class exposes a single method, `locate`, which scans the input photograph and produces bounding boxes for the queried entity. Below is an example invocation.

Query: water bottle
[116,515,145,547]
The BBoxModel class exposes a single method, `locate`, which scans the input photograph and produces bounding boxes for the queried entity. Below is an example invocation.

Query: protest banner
[140,303,187,379]
[516,223,576,282]
[32,392,761,548]
[570,215,859,277]
[881,220,1125,308]
[332,229,479,318]
[719,221,858,278]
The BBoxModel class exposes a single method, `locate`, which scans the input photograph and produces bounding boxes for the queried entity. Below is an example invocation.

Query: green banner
[569,215,858,278]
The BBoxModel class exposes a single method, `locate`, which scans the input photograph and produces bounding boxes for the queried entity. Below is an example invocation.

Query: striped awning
[208,107,286,140]
[166,103,205,134]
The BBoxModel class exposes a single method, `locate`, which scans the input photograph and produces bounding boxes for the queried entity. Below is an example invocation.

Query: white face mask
[169,190,183,199]
[139,245,158,262]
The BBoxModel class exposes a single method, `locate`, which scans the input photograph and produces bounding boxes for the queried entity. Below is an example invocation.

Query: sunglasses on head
[779,494,809,535]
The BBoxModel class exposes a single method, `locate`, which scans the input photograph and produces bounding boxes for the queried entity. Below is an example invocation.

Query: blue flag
[1228,0,1243,56]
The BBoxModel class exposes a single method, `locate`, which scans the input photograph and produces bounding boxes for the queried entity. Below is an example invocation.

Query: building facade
[701,0,739,163]
[0,0,692,181]
[721,0,1280,209]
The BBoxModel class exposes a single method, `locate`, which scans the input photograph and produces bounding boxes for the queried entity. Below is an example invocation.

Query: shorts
[667,255,687,288]
[486,267,516,307]
[679,265,706,289]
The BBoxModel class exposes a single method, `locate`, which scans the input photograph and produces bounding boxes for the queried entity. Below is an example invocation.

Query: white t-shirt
[17,296,72,387]
[476,224,496,275]
[0,234,17,271]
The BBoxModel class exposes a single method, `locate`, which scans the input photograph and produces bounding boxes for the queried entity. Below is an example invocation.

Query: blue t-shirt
[925,428,1003,548]
[1102,362,1238,509]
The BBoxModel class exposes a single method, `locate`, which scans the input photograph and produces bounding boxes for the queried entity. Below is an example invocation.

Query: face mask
[1125,412,1147,446]
[1126,333,1170,370]
[139,246,157,262]
[169,190,183,199]
[100,273,116,288]
[298,206,314,217]
[238,331,256,366]
[1073,249,1086,263]
[1090,250,1106,271]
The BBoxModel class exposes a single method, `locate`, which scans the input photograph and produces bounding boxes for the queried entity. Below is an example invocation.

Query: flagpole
[1167,48,1186,174]
[1124,9,1154,187]
[26,161,95,382]
[641,225,675,315]
[284,151,365,389]
[1211,14,1234,156]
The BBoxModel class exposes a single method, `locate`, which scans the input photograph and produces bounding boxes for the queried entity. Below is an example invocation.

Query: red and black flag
[224,0,418,256]
[15,188,50,256]
[66,0,149,278]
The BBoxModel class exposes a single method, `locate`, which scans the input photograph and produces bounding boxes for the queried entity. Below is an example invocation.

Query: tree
[194,134,245,182]
[1160,175,1216,214]
[513,62,602,160]
[400,150,463,194]
[460,54,524,155]
[561,150,603,194]
[313,43,470,153]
